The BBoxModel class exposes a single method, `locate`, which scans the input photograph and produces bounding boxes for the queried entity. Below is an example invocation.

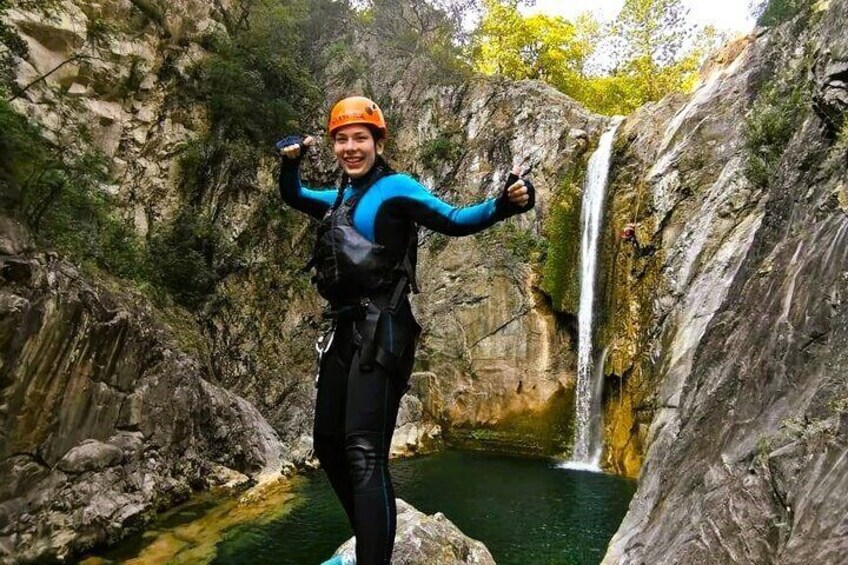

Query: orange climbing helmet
[328,96,387,139]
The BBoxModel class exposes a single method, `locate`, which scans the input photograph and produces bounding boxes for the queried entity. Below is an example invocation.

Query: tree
[749,0,814,27]
[353,0,478,83]
[607,0,696,103]
[469,0,715,115]
[472,0,598,102]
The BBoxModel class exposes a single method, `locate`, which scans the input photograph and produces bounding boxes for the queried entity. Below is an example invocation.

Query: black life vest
[307,165,419,305]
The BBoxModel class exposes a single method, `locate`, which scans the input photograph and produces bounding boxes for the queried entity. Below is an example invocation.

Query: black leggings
[313,297,420,565]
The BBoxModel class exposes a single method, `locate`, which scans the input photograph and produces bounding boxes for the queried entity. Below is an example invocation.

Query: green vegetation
[0,98,150,280]
[129,0,168,29]
[540,163,587,313]
[148,208,241,308]
[419,130,464,171]
[472,0,720,115]
[0,0,336,309]
[173,0,335,203]
[825,120,848,177]
[474,215,547,270]
[753,0,815,27]
[356,0,475,86]
[0,1,153,281]
[743,82,808,190]
[0,0,29,95]
[473,0,596,97]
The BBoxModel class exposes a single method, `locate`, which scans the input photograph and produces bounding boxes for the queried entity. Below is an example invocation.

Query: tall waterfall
[562,118,622,471]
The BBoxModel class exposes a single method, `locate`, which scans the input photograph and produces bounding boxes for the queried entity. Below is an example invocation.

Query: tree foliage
[0,98,149,279]
[472,0,597,102]
[605,0,698,103]
[751,0,815,27]
[353,0,477,85]
[472,0,718,115]
[175,0,341,203]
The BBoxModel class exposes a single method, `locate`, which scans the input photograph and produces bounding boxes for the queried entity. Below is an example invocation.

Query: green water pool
[212,450,636,565]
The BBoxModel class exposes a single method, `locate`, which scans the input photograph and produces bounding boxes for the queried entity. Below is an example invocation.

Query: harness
[306,165,419,378]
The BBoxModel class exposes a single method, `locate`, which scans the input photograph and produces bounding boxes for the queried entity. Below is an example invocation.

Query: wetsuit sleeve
[382,174,505,236]
[278,160,337,219]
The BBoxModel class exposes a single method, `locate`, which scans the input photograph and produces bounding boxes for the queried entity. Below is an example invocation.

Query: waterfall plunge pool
[84,450,635,565]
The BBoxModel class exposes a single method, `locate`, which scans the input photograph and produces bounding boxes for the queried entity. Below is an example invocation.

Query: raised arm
[277,135,337,219]
[379,174,534,236]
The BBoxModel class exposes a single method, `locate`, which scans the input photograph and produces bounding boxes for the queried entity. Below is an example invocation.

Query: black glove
[495,172,536,219]
[275,134,306,167]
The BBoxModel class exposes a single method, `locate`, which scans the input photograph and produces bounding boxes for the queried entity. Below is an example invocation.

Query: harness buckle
[313,322,336,388]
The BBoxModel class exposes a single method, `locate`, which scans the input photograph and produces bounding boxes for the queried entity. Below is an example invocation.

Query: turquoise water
[212,450,636,565]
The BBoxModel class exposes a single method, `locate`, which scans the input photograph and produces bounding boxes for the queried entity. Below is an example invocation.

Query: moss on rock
[539,160,587,314]
[445,384,576,457]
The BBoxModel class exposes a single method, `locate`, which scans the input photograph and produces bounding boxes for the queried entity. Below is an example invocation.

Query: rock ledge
[333,499,495,564]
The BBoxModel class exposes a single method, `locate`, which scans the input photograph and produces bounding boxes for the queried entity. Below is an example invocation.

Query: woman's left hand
[506,178,531,208]
[495,166,536,218]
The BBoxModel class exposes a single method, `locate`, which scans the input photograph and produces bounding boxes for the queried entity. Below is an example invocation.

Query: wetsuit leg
[314,299,420,565]
[313,320,358,528]
[344,300,420,565]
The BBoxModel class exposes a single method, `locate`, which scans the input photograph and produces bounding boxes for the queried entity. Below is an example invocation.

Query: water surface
[213,450,635,565]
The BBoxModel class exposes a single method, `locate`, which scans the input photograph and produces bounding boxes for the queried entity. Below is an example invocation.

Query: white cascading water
[561,118,623,472]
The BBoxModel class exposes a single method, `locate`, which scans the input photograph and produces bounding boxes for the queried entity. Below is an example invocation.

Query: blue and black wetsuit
[279,152,533,565]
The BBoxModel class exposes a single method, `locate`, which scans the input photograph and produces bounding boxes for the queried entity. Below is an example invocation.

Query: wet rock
[333,499,495,565]
[0,246,287,562]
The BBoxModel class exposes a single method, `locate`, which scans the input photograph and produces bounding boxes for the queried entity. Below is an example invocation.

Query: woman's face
[333,124,384,179]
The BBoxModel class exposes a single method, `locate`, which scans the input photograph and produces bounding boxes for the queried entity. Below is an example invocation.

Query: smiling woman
[327,96,388,179]
[334,126,380,178]
[275,95,536,565]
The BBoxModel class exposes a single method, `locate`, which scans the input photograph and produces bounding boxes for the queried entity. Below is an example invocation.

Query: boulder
[333,499,495,565]
[57,440,124,474]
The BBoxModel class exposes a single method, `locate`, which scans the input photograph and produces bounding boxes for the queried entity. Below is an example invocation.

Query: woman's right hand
[275,135,315,161]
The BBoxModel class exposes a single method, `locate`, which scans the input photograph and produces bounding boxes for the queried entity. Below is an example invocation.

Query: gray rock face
[0,224,286,562]
[6,0,219,230]
[57,440,124,474]
[815,59,848,133]
[333,499,496,565]
[398,78,603,442]
[603,2,848,563]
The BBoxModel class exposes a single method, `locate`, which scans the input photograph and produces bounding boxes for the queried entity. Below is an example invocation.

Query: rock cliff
[600,1,848,561]
[3,0,847,562]
[0,218,287,561]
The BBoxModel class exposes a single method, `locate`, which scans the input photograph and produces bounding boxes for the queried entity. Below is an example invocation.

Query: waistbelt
[322,275,410,372]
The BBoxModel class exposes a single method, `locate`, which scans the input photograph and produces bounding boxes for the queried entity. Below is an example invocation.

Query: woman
[277,96,534,565]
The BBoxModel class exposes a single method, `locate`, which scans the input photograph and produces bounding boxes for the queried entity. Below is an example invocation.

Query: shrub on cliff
[753,0,816,27]
[0,99,149,280]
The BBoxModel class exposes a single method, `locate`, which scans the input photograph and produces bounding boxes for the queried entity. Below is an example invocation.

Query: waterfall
[561,118,622,472]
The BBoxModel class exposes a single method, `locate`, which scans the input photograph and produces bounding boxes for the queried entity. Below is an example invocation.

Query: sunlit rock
[333,499,495,565]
